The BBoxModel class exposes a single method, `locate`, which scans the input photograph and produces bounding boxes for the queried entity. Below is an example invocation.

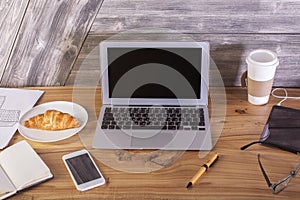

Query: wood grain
[68,34,300,87]
[65,36,102,86]
[3,86,300,199]
[0,0,103,87]
[68,0,300,87]
[91,0,300,34]
[0,0,29,81]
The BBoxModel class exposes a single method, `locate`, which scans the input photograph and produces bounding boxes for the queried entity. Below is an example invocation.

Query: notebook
[0,140,53,200]
[241,105,300,153]
[92,41,212,150]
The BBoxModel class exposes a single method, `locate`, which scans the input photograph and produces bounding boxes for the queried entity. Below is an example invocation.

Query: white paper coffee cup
[246,49,279,105]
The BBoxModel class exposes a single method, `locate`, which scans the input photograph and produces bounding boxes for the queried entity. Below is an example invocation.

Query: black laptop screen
[107,47,202,99]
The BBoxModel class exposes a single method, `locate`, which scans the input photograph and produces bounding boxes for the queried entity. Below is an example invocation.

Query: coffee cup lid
[246,49,279,67]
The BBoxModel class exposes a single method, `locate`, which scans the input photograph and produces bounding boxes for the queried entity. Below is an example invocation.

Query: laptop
[92,41,212,150]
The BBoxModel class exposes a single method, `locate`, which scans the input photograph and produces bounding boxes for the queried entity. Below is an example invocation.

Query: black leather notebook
[241,105,300,154]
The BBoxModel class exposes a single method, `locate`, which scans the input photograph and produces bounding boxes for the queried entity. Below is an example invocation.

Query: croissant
[24,110,80,130]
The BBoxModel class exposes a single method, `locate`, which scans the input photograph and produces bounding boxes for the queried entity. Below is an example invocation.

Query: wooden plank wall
[69,0,300,87]
[0,0,103,87]
[1,0,300,87]
[0,0,29,82]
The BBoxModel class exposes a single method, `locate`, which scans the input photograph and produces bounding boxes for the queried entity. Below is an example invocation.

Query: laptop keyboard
[101,106,206,131]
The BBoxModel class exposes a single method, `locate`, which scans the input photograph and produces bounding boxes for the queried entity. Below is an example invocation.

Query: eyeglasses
[257,154,300,194]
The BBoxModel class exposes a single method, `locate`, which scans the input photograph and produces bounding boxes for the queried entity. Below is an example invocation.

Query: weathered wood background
[0,0,103,87]
[1,0,300,87]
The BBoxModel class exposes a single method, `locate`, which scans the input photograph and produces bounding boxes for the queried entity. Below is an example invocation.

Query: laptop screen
[107,47,202,99]
[100,41,209,106]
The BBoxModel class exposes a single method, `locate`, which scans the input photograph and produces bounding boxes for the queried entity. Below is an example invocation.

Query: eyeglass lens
[258,154,300,194]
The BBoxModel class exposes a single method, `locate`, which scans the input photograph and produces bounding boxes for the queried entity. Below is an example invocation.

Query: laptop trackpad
[131,133,174,149]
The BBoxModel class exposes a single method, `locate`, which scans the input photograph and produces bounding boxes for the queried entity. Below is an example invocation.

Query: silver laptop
[92,41,212,150]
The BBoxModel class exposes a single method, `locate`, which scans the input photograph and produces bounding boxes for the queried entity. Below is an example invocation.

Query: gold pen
[186,152,219,189]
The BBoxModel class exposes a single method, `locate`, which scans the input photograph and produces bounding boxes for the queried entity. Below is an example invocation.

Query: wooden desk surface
[4,86,300,200]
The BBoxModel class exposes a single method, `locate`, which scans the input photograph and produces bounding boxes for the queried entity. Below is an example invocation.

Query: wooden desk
[5,87,300,200]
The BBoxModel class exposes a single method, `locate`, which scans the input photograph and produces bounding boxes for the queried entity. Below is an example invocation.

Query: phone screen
[65,153,101,185]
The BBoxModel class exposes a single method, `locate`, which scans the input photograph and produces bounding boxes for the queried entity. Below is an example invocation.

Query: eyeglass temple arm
[240,141,261,150]
[258,154,272,187]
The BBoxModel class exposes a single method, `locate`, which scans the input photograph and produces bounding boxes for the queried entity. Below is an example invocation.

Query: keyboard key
[168,121,175,126]
[199,122,205,126]
[105,107,111,112]
[101,125,108,129]
[168,126,176,130]
[200,116,205,122]
[108,125,115,129]
[102,121,110,125]
[103,116,114,121]
[182,122,189,126]
[183,126,191,130]
[190,122,198,126]
[104,112,113,117]
[172,117,179,122]
[140,121,146,126]
[132,125,162,130]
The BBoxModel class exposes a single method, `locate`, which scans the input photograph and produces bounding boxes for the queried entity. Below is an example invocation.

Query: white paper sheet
[0,88,44,149]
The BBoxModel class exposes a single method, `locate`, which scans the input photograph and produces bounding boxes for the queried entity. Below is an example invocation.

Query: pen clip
[204,153,219,169]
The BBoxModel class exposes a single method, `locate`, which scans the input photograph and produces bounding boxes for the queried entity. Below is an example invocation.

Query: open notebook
[0,140,53,200]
